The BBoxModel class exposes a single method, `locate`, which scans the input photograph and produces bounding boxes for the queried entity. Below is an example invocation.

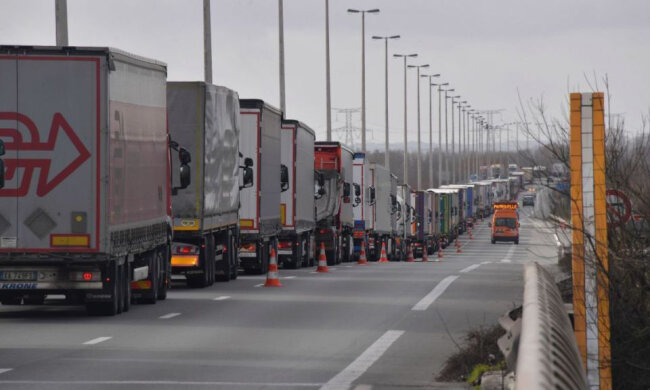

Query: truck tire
[87,261,119,316]
[218,231,232,282]
[230,232,239,280]
[158,244,170,301]
[123,262,131,312]
[515,238,519,245]
[142,252,160,303]
[491,239,496,244]
[187,236,214,288]
[116,263,125,314]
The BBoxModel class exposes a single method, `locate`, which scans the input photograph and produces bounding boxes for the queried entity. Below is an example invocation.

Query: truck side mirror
[343,182,351,198]
[280,164,289,192]
[179,164,191,189]
[390,194,397,206]
[0,139,5,156]
[369,187,376,205]
[179,147,191,165]
[241,167,254,190]
[354,183,361,197]
[244,157,253,167]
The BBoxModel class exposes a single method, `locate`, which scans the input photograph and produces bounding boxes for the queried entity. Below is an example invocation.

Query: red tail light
[278,241,292,249]
[82,272,93,281]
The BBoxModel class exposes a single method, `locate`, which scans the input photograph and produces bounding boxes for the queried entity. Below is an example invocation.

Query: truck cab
[490,202,520,244]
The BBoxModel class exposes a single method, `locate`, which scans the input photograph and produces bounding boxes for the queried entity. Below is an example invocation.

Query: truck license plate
[0,271,38,281]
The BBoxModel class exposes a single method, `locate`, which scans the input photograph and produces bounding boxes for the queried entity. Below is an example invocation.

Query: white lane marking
[459,264,481,273]
[159,312,181,319]
[411,276,459,311]
[213,296,231,301]
[498,245,516,263]
[480,261,492,265]
[353,385,372,390]
[320,330,404,390]
[0,369,12,375]
[284,276,297,279]
[0,380,322,387]
[83,337,112,345]
[253,283,265,288]
[500,259,512,263]
[310,271,318,274]
[344,265,353,268]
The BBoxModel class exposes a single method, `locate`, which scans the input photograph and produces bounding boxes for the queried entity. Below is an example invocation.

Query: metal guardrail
[514,262,588,390]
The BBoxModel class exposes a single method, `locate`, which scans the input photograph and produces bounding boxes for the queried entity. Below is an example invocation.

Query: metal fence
[513,262,588,390]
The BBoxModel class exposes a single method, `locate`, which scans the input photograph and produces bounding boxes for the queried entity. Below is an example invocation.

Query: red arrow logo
[0,112,91,197]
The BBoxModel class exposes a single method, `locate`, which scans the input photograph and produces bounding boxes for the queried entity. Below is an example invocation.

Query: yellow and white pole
[570,92,611,390]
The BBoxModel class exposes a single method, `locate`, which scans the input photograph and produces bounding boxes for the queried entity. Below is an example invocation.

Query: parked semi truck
[278,119,316,269]
[352,153,373,260]
[0,46,190,315]
[167,82,245,287]
[395,184,413,260]
[314,142,354,264]
[368,164,396,261]
[238,100,283,274]
[413,190,435,258]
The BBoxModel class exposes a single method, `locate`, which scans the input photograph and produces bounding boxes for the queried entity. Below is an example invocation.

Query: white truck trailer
[238,100,283,274]
[368,164,395,261]
[352,153,373,260]
[278,119,316,268]
[167,82,245,287]
[0,46,190,315]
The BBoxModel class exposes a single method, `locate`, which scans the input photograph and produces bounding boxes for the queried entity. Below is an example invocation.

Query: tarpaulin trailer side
[167,82,241,286]
[368,164,395,261]
[352,153,372,259]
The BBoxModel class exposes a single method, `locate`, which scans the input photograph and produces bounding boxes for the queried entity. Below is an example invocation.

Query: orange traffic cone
[357,241,368,265]
[422,248,428,263]
[437,246,443,261]
[468,227,473,240]
[456,238,462,254]
[406,246,415,262]
[316,242,329,273]
[264,247,283,287]
[378,242,389,263]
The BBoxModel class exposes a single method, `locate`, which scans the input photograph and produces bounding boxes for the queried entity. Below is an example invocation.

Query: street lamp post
[458,100,465,182]
[421,74,440,189]
[325,0,332,141]
[372,35,400,171]
[278,0,286,113]
[434,82,448,187]
[348,8,380,153]
[408,63,429,190]
[443,88,454,185]
[448,94,460,183]
[394,53,418,185]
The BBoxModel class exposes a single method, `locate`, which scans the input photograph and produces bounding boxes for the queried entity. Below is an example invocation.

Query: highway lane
[0,199,558,390]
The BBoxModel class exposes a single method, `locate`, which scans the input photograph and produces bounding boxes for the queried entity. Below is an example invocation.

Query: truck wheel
[515,239,519,245]
[123,262,131,312]
[87,262,119,316]
[158,244,170,301]
[142,252,160,302]
[230,232,239,280]
[491,239,496,244]
[218,232,232,282]
[116,263,125,314]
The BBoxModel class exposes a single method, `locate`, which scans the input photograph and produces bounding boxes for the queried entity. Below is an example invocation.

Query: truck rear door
[0,55,97,252]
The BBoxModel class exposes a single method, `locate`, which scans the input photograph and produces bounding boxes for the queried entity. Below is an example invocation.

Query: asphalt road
[0,197,558,390]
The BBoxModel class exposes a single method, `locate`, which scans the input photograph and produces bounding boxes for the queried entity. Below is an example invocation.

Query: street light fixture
[421,73,440,189]
[348,8,380,153]
[394,53,418,185]
[372,34,400,171]
[407,63,429,190]
[447,94,460,183]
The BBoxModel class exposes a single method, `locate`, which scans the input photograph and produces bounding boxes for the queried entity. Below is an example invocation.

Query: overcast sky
[2,0,649,150]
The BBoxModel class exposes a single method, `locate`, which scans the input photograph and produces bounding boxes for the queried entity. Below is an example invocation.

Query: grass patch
[436,324,505,383]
